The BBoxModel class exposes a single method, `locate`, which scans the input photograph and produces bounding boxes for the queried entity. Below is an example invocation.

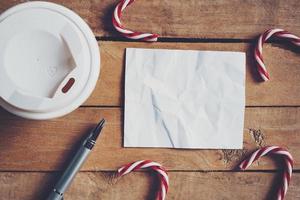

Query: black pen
[46,119,105,200]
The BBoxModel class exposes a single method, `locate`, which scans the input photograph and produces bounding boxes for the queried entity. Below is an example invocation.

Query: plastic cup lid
[0,2,100,120]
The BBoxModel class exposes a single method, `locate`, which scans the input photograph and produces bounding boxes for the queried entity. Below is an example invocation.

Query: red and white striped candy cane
[117,160,169,200]
[255,28,300,81]
[112,0,159,41]
[239,146,294,200]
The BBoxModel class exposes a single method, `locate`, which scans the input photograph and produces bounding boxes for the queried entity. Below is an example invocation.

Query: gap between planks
[97,36,300,44]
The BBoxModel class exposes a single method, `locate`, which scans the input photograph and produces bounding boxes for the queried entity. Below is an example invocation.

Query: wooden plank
[0,171,299,200]
[86,41,300,106]
[0,107,299,171]
[1,1,300,39]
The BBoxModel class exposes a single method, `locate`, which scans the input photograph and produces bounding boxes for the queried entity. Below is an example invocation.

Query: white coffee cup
[0,2,100,120]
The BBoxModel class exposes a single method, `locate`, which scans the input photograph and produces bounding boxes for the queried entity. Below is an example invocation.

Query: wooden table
[0,1,300,199]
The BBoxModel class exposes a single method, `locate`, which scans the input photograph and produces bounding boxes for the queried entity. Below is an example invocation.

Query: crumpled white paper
[124,48,245,149]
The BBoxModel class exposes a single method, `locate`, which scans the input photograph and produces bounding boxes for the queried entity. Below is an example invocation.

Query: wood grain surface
[1,172,300,200]
[1,0,300,39]
[0,0,299,200]
[0,107,299,171]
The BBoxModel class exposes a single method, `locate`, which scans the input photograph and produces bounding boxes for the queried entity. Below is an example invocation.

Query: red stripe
[269,147,285,154]
[254,47,264,61]
[257,65,270,80]
[150,165,169,197]
[112,16,124,29]
[274,30,290,38]
[273,30,300,48]
[261,30,271,42]
[151,166,169,192]
[125,31,145,37]
[254,147,270,160]
[117,0,135,19]
[123,32,158,41]
[133,160,153,171]
[150,164,168,200]
[127,0,135,6]
[117,2,123,17]
[120,160,159,173]
[291,38,300,45]
[118,162,135,175]
[142,33,159,41]
[275,33,293,40]
[240,160,248,170]
[124,32,158,41]
[160,176,169,192]
[151,165,167,175]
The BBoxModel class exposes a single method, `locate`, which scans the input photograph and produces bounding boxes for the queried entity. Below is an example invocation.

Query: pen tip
[96,118,105,129]
[91,118,105,141]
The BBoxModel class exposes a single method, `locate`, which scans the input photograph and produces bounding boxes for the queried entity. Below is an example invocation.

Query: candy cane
[239,146,294,200]
[112,0,159,41]
[117,160,169,200]
[255,28,300,81]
